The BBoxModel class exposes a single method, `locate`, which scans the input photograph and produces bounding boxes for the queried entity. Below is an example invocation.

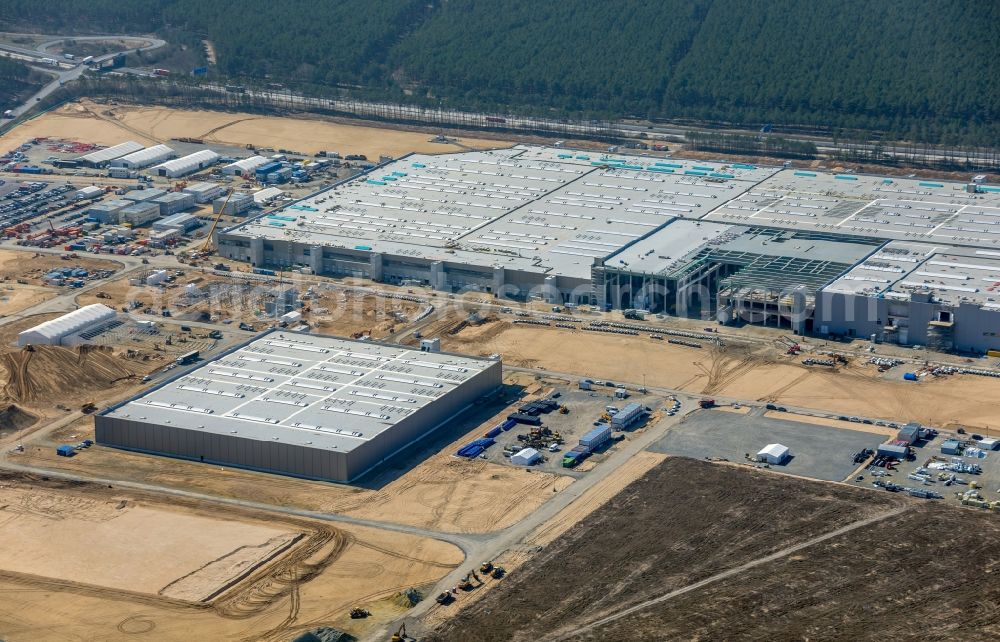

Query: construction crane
[200,187,235,255]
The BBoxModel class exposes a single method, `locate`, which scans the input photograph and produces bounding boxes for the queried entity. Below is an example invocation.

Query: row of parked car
[1,181,80,230]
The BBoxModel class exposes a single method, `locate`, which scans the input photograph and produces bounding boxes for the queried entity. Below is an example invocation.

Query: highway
[0,33,166,124]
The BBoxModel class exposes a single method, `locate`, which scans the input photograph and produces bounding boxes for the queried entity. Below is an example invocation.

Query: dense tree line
[0,55,38,106]
[2,0,998,145]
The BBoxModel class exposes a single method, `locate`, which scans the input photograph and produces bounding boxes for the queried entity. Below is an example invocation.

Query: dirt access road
[423,457,1000,642]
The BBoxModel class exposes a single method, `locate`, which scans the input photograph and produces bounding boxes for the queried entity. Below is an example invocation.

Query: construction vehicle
[559,405,569,414]
[786,343,802,355]
[349,607,370,619]
[390,624,415,641]
[208,329,223,339]
[198,188,235,256]
[81,402,97,413]
[491,566,506,579]
[699,399,716,409]
[435,591,453,605]
[457,573,475,591]
[480,561,494,574]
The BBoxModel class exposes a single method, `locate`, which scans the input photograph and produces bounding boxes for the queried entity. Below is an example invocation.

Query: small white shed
[757,443,790,465]
[511,447,541,466]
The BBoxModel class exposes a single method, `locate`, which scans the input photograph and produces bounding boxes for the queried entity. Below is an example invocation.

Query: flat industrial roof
[221,145,1000,281]
[702,170,1000,249]
[601,219,738,275]
[222,145,771,280]
[102,331,499,453]
[824,241,1000,307]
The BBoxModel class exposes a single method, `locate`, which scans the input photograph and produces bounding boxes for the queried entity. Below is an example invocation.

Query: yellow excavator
[390,623,415,642]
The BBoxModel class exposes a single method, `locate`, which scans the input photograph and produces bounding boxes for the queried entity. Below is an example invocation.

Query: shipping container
[580,425,612,449]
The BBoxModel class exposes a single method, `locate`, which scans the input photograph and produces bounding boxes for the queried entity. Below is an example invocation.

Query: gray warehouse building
[96,332,502,482]
[213,145,1000,353]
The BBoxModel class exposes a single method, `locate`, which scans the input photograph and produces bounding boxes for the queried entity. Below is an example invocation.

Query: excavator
[390,624,416,642]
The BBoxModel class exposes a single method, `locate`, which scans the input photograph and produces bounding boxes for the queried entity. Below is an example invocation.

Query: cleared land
[0,484,300,597]
[563,502,1000,642]
[0,100,510,158]
[0,284,54,316]
[444,323,1000,428]
[0,472,462,642]
[420,458,1000,642]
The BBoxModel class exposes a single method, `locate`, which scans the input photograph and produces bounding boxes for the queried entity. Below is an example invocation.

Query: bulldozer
[435,591,453,605]
[349,607,370,619]
[491,566,506,579]
[480,561,494,574]
[81,402,97,414]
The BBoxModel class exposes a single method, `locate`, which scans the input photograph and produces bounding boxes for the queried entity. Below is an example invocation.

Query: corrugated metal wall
[95,358,502,483]
[96,417,349,481]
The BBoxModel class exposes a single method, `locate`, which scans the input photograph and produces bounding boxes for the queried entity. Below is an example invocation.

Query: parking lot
[648,409,886,481]
[0,179,83,232]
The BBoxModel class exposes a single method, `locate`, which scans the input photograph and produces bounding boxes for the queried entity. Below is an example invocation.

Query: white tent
[17,304,116,346]
[511,447,541,466]
[757,443,790,465]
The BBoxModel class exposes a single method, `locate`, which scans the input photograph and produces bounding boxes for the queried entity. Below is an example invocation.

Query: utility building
[109,144,176,170]
[77,141,144,167]
[96,332,502,482]
[151,150,220,178]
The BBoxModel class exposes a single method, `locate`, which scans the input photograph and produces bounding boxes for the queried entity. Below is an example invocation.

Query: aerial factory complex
[96,331,502,482]
[217,145,1000,353]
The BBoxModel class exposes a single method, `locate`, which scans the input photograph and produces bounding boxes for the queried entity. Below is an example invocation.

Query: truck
[153,68,170,76]
[2,110,14,119]
[81,55,94,64]
[623,309,646,320]
[40,57,57,66]
[562,445,590,468]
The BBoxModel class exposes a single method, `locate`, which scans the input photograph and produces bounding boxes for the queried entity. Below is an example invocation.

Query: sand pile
[391,587,423,608]
[0,345,135,403]
[0,404,37,431]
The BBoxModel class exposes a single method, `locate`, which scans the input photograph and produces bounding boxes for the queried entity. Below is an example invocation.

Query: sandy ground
[0,473,462,642]
[0,101,511,159]
[420,451,667,631]
[17,389,574,534]
[0,285,55,316]
[0,485,298,597]
[525,451,667,548]
[448,325,1000,428]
